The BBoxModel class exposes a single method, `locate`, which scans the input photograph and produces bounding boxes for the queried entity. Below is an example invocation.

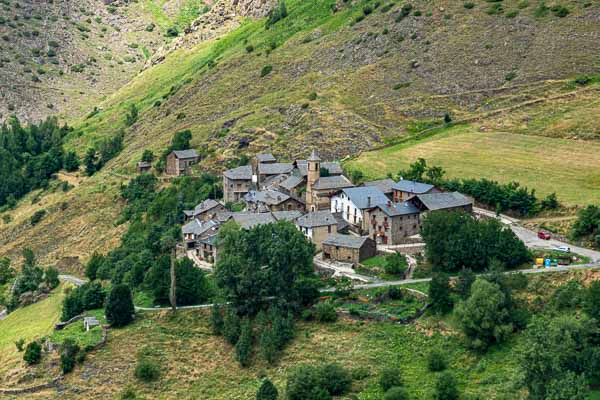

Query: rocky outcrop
[232,0,277,17]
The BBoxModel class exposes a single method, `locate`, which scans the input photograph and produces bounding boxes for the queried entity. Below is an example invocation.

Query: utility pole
[169,247,177,312]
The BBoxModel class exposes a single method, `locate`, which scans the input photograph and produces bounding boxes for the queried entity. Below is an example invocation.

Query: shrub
[551,5,569,17]
[308,91,317,101]
[319,363,352,395]
[434,372,459,400]
[427,349,448,372]
[256,378,278,400]
[246,45,254,53]
[211,304,224,335]
[315,301,337,323]
[464,2,475,9]
[223,308,241,345]
[384,253,408,275]
[384,387,409,400]
[166,26,178,37]
[60,338,80,374]
[388,286,403,300]
[105,284,135,327]
[23,341,42,365]
[135,358,160,382]
[429,273,453,314]
[380,367,403,391]
[286,365,332,400]
[505,71,517,81]
[260,65,273,77]
[15,338,25,352]
[505,9,519,18]
[236,319,253,367]
[30,209,46,225]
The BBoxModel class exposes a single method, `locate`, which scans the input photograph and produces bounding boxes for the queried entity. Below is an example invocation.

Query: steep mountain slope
[1,0,599,267]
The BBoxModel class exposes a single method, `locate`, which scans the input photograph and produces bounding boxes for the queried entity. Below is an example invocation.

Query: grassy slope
[346,122,600,205]
[0,284,66,386]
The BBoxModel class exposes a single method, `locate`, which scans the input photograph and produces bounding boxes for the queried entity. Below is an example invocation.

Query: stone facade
[363,207,421,245]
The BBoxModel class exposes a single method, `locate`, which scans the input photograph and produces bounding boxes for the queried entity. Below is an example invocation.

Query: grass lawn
[346,124,600,206]
[49,309,106,349]
[0,284,66,380]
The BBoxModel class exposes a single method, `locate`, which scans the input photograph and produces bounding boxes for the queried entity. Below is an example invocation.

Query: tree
[135,358,161,382]
[384,253,408,276]
[433,372,459,400]
[15,338,25,352]
[141,150,154,163]
[455,279,513,351]
[398,158,427,181]
[105,284,135,327]
[259,324,278,364]
[427,348,447,372]
[520,314,597,400]
[63,151,80,172]
[429,273,453,314]
[456,268,475,299]
[256,378,278,400]
[84,148,97,176]
[171,130,192,151]
[0,257,14,285]
[85,252,105,281]
[384,387,409,400]
[236,319,253,367]
[380,367,403,392]
[584,280,600,321]
[44,266,59,289]
[175,258,210,306]
[540,192,559,210]
[319,363,351,396]
[215,221,316,316]
[23,341,42,365]
[223,307,241,345]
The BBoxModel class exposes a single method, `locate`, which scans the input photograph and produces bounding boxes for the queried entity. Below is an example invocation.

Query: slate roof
[256,153,276,163]
[312,175,354,191]
[295,161,343,177]
[308,149,321,162]
[231,212,276,229]
[223,165,252,180]
[137,161,152,168]
[172,149,199,159]
[296,211,338,228]
[332,212,351,233]
[375,201,420,217]
[416,192,472,211]
[392,179,435,194]
[182,219,220,236]
[258,163,294,176]
[341,186,389,209]
[244,190,290,206]
[191,199,224,216]
[272,210,304,222]
[363,178,396,195]
[323,234,371,249]
[279,175,304,190]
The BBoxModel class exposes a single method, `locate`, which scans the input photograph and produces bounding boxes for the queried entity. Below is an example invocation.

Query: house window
[328,225,332,233]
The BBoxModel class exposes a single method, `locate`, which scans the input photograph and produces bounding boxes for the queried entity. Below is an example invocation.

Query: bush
[384,253,408,275]
[384,386,409,400]
[105,284,135,327]
[246,45,254,53]
[464,2,475,9]
[434,372,459,400]
[286,365,332,400]
[319,363,352,396]
[260,65,273,77]
[15,338,25,352]
[427,349,448,372]
[256,378,278,400]
[166,26,178,37]
[23,341,42,365]
[388,286,403,300]
[60,338,80,374]
[223,308,241,345]
[315,301,337,323]
[30,209,46,226]
[211,304,224,335]
[429,273,453,314]
[380,367,403,391]
[135,358,160,382]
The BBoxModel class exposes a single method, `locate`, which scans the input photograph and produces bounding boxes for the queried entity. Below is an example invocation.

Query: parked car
[554,246,571,253]
[538,231,552,240]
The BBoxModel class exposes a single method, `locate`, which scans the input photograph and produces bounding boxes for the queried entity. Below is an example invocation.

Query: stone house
[363,201,421,245]
[184,199,227,222]
[182,219,220,251]
[330,186,389,230]
[296,211,338,250]
[411,191,474,214]
[223,165,253,203]
[392,179,439,202]
[165,149,200,176]
[243,189,305,213]
[136,161,152,174]
[322,234,377,265]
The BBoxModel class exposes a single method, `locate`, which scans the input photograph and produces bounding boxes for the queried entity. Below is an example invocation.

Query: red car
[538,231,552,240]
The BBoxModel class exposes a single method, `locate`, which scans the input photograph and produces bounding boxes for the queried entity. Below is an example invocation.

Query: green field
[0,285,66,381]
[346,124,600,206]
